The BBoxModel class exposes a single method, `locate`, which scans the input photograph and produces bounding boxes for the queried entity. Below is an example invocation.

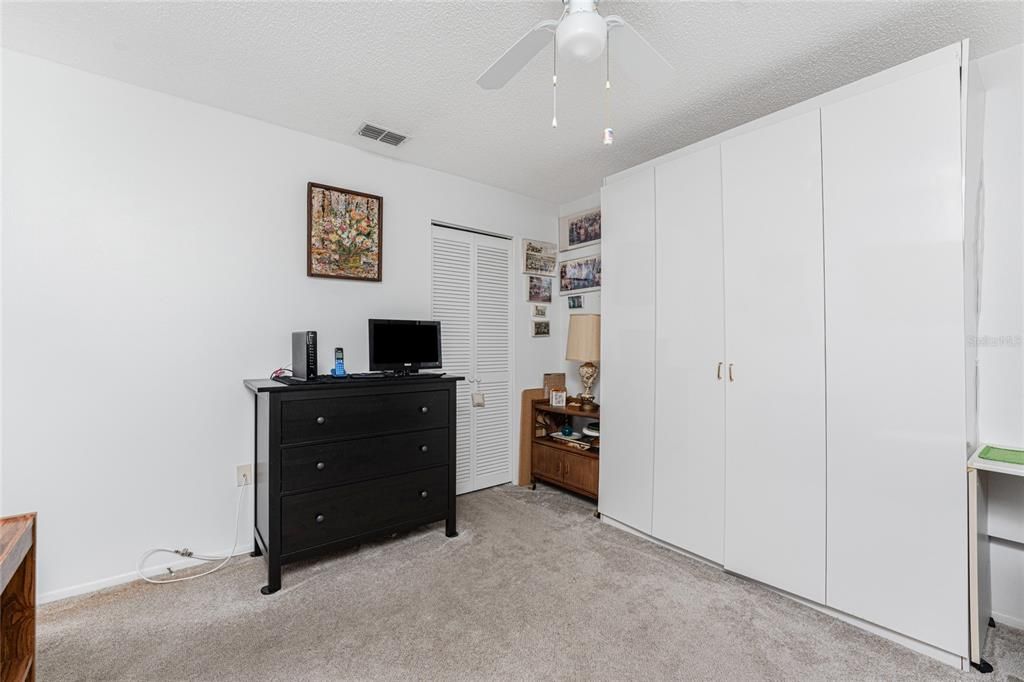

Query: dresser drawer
[282,467,448,555]
[280,390,448,444]
[281,428,448,492]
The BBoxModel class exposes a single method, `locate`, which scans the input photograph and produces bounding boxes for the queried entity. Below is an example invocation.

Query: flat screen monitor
[368,319,442,373]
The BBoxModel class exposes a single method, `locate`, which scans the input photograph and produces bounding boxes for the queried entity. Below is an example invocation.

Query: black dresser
[243,375,461,594]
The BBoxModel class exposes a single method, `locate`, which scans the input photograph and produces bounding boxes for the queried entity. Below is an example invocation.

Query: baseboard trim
[600,514,966,671]
[992,610,1024,631]
[39,544,254,605]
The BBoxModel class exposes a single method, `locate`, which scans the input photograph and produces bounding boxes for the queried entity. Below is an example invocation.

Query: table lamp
[566,313,601,410]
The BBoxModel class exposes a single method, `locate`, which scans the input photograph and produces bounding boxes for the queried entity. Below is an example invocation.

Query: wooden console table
[1,513,36,682]
[528,399,600,501]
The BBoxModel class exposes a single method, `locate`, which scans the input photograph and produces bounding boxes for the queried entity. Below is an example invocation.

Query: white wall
[1,50,559,601]
[557,193,602,399]
[973,43,1024,629]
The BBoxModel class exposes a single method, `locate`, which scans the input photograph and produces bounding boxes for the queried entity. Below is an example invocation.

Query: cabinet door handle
[420,406,429,414]
[315,461,326,471]
[728,363,734,382]
[316,416,325,425]
[564,462,569,476]
[315,514,325,523]
[420,490,429,499]
[716,362,723,380]
[420,445,429,453]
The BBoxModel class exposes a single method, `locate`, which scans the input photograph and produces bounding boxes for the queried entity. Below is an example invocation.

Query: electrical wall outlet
[236,464,252,486]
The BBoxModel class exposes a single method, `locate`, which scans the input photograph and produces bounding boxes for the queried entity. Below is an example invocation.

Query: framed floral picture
[307,182,383,281]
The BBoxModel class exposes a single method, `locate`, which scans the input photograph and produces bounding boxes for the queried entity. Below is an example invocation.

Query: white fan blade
[477,19,558,90]
[604,15,674,89]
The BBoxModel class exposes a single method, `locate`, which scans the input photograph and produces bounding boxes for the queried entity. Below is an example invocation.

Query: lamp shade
[566,314,601,362]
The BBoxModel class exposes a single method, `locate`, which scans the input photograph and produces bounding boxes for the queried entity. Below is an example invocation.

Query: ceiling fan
[476,0,674,91]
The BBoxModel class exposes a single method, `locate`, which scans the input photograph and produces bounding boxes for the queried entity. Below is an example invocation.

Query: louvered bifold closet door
[471,239,513,490]
[431,226,513,494]
[431,228,474,492]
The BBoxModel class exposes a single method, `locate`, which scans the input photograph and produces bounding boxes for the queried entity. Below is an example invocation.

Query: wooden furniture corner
[1,513,36,682]
[523,396,600,501]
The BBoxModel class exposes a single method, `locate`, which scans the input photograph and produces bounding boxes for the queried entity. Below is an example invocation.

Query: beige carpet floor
[39,483,1024,681]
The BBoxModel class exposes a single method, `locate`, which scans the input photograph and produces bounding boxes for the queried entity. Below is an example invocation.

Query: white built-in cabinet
[720,110,827,603]
[599,168,657,534]
[652,146,726,564]
[600,42,971,661]
[821,56,967,655]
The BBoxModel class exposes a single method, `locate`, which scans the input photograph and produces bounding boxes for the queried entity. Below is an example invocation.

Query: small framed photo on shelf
[549,388,567,407]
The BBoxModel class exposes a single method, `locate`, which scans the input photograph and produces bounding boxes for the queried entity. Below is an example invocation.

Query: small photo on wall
[527,275,553,303]
[568,295,583,310]
[559,207,601,251]
[533,304,548,318]
[559,255,601,295]
[523,239,557,276]
[532,320,551,337]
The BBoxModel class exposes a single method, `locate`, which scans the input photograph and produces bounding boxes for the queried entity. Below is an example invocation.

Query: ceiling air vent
[356,122,408,147]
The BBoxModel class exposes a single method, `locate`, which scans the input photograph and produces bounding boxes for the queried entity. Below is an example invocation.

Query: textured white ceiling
[3,1,1021,204]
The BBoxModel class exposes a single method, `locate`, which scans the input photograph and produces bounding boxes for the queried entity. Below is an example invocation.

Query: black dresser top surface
[244,374,464,393]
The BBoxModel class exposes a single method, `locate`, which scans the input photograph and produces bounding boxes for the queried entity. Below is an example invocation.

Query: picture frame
[549,389,567,407]
[568,295,583,309]
[523,239,558,276]
[559,255,601,295]
[527,275,553,303]
[532,304,548,318]
[558,207,601,252]
[307,182,383,281]
[532,320,551,337]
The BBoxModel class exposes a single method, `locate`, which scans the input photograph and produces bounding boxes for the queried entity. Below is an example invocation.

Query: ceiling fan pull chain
[603,27,614,145]
[552,40,559,129]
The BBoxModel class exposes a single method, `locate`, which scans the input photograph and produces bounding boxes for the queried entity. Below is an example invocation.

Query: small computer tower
[291,331,317,380]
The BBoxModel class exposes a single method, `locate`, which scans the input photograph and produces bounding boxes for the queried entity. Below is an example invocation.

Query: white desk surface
[968,446,1024,478]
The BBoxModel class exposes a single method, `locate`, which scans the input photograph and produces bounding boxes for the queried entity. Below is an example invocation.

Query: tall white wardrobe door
[652,146,726,563]
[721,110,826,603]
[822,51,967,656]
[599,168,657,533]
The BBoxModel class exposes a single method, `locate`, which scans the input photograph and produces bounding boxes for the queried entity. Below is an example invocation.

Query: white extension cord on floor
[136,482,248,584]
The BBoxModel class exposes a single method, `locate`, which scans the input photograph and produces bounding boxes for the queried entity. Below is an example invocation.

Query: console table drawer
[282,467,448,555]
[281,428,448,492]
[280,390,448,444]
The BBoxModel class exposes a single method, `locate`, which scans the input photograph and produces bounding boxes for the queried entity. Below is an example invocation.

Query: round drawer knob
[315,514,325,523]
[420,406,429,414]
[419,490,429,499]
[316,461,326,471]
[316,416,325,425]
[419,445,429,453]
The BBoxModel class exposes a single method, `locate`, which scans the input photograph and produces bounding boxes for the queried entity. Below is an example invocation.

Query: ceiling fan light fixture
[556,11,606,62]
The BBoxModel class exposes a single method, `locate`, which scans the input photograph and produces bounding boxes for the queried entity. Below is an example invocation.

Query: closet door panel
[822,56,967,656]
[472,239,513,490]
[599,168,656,533]
[652,146,726,563]
[721,110,826,602]
[431,229,475,492]
[431,228,512,494]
